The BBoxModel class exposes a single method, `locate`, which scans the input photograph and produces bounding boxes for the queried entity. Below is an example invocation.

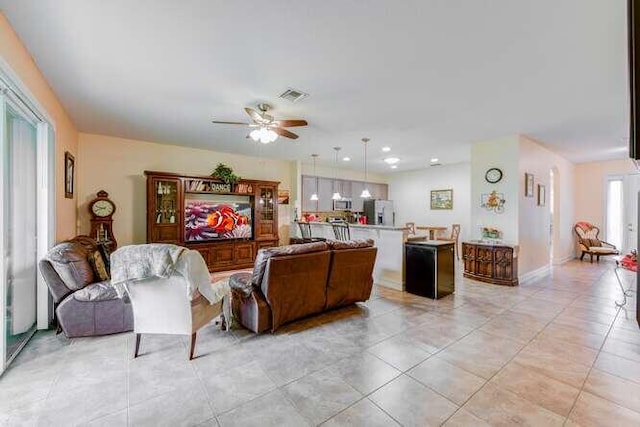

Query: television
[184,195,252,241]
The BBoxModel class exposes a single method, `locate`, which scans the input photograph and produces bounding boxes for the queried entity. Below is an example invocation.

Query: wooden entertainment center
[144,171,279,272]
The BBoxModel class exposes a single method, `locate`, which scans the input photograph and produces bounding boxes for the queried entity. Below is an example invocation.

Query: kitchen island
[290,222,410,290]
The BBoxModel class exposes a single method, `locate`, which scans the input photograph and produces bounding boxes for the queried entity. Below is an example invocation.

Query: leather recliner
[39,237,133,337]
[230,240,377,333]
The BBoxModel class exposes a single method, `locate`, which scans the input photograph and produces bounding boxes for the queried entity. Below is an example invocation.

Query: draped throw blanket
[111,244,186,288]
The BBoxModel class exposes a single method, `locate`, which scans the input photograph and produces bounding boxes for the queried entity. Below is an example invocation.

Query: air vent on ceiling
[279,88,309,103]
[430,163,442,167]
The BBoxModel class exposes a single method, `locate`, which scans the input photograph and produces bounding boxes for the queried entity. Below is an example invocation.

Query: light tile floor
[1,260,639,426]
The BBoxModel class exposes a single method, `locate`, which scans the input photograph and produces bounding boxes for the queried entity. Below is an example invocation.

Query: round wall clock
[485,168,503,184]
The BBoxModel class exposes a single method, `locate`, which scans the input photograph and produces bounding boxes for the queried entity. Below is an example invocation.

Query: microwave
[333,199,352,211]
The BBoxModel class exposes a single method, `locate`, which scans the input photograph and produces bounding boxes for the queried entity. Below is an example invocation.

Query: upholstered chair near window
[574,221,619,263]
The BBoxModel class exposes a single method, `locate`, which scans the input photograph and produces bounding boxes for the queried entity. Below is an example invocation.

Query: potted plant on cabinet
[211,163,240,191]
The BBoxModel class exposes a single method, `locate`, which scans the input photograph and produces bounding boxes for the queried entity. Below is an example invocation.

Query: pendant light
[332,147,342,200]
[360,137,372,198]
[310,154,319,201]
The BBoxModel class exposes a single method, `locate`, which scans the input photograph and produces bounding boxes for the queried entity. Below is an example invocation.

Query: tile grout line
[561,269,640,423]
[437,271,604,426]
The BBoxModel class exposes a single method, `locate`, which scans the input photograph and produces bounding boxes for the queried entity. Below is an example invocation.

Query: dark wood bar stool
[297,221,326,243]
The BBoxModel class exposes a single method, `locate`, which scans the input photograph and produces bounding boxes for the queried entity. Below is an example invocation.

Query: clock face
[485,168,503,184]
[91,200,115,217]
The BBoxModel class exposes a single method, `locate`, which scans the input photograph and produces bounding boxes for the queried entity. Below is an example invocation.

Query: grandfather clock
[88,190,117,250]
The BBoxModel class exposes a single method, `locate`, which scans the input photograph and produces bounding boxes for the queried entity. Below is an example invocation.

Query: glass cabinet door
[154,179,178,224]
[259,187,274,221]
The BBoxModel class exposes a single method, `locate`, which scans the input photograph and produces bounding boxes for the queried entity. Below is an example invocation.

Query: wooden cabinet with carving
[462,241,518,286]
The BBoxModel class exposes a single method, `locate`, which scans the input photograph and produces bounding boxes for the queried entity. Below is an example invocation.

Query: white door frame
[0,58,56,374]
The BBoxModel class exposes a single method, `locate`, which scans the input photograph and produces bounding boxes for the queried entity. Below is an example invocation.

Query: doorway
[0,68,54,375]
[623,174,640,253]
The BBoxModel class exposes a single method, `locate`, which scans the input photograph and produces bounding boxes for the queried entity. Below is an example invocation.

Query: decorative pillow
[88,250,110,281]
[97,243,111,274]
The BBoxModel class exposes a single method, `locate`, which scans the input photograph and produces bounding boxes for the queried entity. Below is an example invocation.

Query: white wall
[470,136,520,243]
[518,136,575,274]
[388,162,471,242]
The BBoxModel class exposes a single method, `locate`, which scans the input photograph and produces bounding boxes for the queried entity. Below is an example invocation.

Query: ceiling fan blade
[273,119,308,127]
[211,120,250,125]
[244,107,263,123]
[273,127,299,139]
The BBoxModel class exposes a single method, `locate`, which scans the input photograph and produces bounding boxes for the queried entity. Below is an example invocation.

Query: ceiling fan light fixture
[251,127,278,144]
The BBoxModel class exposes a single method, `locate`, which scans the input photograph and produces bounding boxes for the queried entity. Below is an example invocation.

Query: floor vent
[279,88,309,103]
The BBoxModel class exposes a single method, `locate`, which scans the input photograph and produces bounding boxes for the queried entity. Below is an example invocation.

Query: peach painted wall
[574,158,637,228]
[0,13,78,241]
[77,133,296,246]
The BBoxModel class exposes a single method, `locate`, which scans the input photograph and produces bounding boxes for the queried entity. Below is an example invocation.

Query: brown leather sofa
[230,240,377,333]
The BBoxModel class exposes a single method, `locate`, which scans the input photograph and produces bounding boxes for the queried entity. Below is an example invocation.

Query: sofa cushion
[47,242,95,291]
[251,242,328,286]
[73,281,119,302]
[324,239,375,250]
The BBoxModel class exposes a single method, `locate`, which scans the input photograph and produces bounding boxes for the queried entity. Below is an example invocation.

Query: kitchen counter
[291,222,409,290]
[301,222,410,231]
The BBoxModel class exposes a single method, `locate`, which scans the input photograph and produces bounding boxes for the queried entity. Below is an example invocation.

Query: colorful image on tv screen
[185,200,252,241]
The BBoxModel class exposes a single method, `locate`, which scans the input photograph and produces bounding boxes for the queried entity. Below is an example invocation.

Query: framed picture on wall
[64,151,75,199]
[277,189,290,205]
[430,189,453,210]
[525,173,534,197]
[537,184,546,206]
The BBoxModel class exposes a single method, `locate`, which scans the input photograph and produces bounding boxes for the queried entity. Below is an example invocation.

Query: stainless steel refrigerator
[363,200,395,226]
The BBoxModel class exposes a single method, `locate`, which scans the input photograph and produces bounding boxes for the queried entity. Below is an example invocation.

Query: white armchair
[116,248,226,360]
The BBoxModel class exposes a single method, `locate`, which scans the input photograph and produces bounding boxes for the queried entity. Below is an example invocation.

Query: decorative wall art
[64,151,75,199]
[537,184,546,206]
[277,189,290,205]
[481,190,505,213]
[430,189,453,210]
[525,173,534,197]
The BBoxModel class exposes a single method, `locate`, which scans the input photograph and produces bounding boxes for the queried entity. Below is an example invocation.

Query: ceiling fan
[211,103,308,143]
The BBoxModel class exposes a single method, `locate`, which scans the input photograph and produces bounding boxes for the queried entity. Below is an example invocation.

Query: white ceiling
[0,0,630,172]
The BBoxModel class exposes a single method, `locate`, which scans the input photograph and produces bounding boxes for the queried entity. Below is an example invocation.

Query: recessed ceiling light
[342,156,351,162]
[430,157,439,163]
[382,146,391,152]
[390,165,398,169]
[384,157,400,165]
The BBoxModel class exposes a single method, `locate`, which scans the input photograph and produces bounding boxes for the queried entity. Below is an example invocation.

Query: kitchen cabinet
[340,180,352,199]
[317,177,334,211]
[302,175,318,212]
[351,181,365,212]
[300,176,388,213]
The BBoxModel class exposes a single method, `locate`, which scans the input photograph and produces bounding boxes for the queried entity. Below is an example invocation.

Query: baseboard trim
[519,263,551,284]
[552,254,575,265]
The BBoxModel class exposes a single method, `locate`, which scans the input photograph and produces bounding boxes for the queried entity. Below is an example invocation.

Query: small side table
[614,256,636,307]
